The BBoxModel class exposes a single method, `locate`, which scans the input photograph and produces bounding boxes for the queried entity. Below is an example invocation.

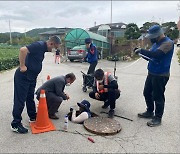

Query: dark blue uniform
[86,43,98,74]
[11,41,48,126]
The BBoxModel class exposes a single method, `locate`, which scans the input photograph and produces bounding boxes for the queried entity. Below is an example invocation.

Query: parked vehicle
[68,45,87,62]
[68,45,101,62]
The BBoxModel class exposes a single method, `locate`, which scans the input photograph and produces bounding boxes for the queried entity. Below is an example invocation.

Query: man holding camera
[134,25,174,127]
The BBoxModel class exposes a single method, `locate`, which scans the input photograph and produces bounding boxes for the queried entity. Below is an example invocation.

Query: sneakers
[49,114,59,119]
[138,111,154,119]
[11,123,28,134]
[147,117,161,127]
[108,109,115,118]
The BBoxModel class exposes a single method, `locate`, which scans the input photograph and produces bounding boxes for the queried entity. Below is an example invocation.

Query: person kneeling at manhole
[89,69,120,118]
[69,100,91,124]
[35,73,76,119]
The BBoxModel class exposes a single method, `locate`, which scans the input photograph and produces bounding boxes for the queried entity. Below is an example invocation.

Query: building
[88,22,127,38]
[39,28,72,40]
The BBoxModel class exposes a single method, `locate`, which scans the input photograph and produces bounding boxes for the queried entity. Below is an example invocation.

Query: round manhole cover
[84,117,121,135]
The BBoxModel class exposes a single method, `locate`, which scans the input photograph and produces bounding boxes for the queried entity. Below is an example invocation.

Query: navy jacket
[86,43,98,63]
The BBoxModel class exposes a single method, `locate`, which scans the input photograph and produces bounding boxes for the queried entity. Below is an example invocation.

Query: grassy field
[0,46,19,71]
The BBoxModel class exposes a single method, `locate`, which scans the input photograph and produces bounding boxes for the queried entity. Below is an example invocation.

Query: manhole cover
[84,117,121,135]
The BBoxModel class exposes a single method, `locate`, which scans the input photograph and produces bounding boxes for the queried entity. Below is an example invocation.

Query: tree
[124,23,141,40]
[140,22,159,33]
[162,22,179,40]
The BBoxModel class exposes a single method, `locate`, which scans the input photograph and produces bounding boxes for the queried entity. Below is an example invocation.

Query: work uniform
[86,43,98,75]
[139,36,174,118]
[11,41,48,126]
[89,73,120,110]
[36,76,68,116]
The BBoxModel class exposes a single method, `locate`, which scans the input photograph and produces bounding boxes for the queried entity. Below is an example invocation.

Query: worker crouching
[89,69,120,118]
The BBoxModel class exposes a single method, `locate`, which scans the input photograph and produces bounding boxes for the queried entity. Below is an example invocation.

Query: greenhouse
[64,28,110,51]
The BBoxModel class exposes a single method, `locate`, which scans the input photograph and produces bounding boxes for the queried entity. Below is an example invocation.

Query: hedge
[0,57,19,71]
[0,47,19,71]
[177,49,180,64]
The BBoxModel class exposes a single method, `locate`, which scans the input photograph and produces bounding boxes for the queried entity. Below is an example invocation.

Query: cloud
[0,1,179,33]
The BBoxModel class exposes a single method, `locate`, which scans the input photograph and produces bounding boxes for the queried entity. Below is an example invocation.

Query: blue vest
[148,37,174,75]
[87,43,98,63]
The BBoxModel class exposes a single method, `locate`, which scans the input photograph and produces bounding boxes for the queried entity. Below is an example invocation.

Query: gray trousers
[37,92,63,115]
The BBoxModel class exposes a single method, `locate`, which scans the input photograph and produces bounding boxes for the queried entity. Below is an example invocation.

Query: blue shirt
[87,43,98,63]
[26,41,48,80]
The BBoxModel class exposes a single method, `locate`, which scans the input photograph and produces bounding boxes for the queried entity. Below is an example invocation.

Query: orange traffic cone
[30,90,56,134]
[47,75,50,80]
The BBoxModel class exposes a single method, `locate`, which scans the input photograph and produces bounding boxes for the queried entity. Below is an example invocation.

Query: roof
[39,28,72,35]
[89,22,127,31]
[65,28,108,43]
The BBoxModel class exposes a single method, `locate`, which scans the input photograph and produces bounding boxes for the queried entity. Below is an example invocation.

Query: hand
[98,85,104,90]
[20,65,27,72]
[133,47,141,54]
[95,92,100,99]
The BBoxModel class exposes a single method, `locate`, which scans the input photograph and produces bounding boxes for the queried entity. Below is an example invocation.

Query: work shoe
[102,100,109,109]
[49,114,59,120]
[102,104,109,109]
[138,111,154,119]
[29,118,36,123]
[147,117,161,127]
[11,123,28,134]
[108,109,115,118]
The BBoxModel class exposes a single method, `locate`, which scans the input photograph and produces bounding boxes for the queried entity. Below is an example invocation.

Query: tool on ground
[100,111,133,122]
[75,130,95,143]
[47,75,51,80]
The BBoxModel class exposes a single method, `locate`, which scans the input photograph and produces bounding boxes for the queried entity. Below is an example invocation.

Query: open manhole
[67,111,98,123]
[83,117,121,135]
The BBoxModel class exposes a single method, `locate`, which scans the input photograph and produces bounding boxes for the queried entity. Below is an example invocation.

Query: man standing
[11,36,61,134]
[85,38,98,75]
[35,73,76,119]
[134,25,174,127]
[89,69,120,118]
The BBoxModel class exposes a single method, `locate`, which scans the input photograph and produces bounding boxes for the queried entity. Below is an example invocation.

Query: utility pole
[24,28,26,37]
[177,1,180,38]
[9,19,12,44]
[109,0,112,56]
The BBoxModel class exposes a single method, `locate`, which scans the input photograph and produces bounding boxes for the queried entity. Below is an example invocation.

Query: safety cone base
[30,121,56,134]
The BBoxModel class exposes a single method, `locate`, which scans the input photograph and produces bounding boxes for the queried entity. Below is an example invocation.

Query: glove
[133,47,141,54]
[70,107,73,112]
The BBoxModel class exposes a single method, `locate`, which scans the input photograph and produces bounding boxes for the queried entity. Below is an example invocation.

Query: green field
[0,46,19,71]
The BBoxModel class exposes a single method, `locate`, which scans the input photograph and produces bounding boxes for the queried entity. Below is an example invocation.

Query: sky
[0,1,179,33]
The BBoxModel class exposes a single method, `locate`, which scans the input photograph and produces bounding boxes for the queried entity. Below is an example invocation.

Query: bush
[0,46,19,71]
[177,49,180,64]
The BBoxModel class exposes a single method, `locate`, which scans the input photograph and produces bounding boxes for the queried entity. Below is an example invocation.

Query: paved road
[0,47,179,153]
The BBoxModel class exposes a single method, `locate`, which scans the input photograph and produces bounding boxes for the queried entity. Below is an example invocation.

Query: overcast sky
[0,1,179,33]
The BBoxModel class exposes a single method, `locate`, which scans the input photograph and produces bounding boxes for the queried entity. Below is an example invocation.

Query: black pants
[37,92,63,115]
[11,68,37,125]
[143,74,169,118]
[87,61,98,75]
[89,89,120,109]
